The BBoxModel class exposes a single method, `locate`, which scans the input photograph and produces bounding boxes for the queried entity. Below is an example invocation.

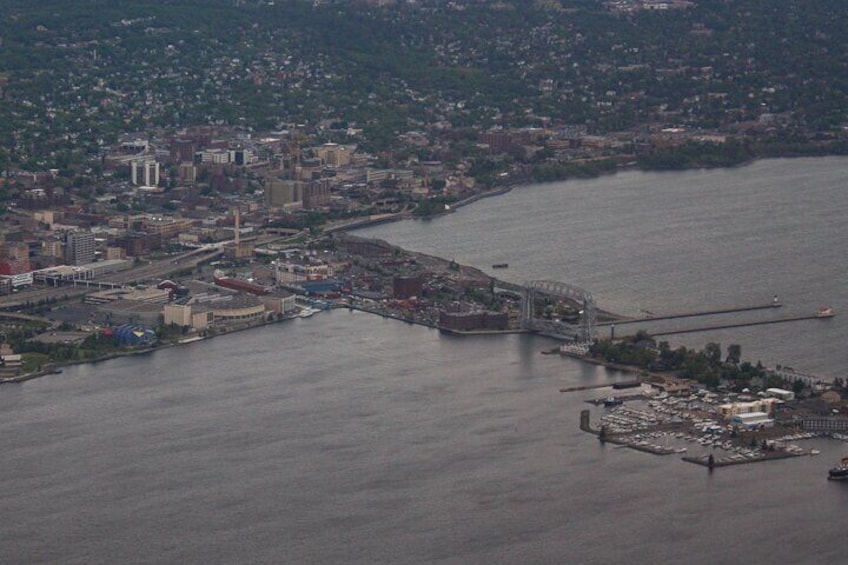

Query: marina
[579,383,839,468]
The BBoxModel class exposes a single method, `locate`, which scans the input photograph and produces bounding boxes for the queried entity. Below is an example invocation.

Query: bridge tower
[521,280,598,341]
[520,287,532,329]
[579,295,597,343]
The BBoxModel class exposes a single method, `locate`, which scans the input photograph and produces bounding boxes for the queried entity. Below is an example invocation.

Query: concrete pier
[647,314,828,337]
[598,302,781,326]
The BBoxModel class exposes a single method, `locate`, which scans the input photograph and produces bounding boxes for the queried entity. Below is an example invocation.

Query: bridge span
[493,279,597,341]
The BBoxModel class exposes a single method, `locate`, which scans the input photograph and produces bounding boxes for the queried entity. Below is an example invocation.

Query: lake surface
[2,157,848,564]
[360,156,848,377]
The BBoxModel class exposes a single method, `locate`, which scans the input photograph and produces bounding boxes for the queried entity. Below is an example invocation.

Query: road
[0,249,222,310]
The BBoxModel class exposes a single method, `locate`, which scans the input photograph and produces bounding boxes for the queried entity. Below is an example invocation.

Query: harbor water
[2,157,848,564]
[360,156,848,378]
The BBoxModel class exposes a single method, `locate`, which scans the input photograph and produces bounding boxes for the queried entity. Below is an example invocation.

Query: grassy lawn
[21,352,51,373]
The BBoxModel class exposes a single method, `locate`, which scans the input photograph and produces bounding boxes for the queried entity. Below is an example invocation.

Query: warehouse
[731,412,774,430]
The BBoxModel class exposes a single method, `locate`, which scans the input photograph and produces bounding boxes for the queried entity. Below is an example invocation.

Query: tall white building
[131,159,160,187]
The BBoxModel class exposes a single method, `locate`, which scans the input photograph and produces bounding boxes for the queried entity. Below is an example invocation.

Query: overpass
[494,279,597,341]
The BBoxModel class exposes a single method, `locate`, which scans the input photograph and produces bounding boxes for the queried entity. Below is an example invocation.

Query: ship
[492,263,509,269]
[817,306,835,318]
[827,457,848,481]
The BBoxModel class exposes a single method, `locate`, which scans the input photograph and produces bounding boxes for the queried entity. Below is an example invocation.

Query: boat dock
[560,383,619,393]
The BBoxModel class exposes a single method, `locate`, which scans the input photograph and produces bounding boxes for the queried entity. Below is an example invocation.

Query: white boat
[178,336,206,344]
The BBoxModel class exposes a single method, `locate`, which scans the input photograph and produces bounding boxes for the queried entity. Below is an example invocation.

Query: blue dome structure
[113,324,157,347]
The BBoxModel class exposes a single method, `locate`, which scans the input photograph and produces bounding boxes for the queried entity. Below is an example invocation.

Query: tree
[705,342,722,366]
[726,344,741,365]
[633,329,652,343]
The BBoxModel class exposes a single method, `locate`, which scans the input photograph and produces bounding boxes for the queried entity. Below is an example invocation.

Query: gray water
[3,157,848,564]
[360,156,848,377]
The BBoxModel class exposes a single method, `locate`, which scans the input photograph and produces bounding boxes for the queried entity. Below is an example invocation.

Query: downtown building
[64,231,96,265]
[130,159,160,187]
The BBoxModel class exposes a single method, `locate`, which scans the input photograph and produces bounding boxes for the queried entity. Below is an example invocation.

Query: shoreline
[2,155,840,385]
[0,308,637,386]
[1,302,535,385]
[0,313,303,385]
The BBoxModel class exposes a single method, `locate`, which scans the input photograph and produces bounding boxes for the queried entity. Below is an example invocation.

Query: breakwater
[648,314,829,337]
[450,185,513,209]
[598,301,781,326]
[682,451,801,468]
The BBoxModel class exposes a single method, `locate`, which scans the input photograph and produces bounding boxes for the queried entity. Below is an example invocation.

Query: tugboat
[817,306,835,318]
[827,457,848,481]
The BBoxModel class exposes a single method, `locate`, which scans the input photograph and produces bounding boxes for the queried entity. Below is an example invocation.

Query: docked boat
[817,306,835,318]
[827,457,848,481]
[298,306,320,318]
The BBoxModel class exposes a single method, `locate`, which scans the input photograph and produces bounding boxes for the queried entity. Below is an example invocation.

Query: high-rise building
[265,178,304,208]
[65,231,96,265]
[230,149,252,166]
[131,159,160,187]
[302,180,331,209]
[178,162,197,184]
[316,143,353,168]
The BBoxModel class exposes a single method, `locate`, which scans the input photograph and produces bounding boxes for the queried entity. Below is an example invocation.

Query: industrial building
[717,398,781,420]
[95,299,165,328]
[163,303,214,331]
[213,275,271,296]
[730,412,774,430]
[393,275,423,299]
[801,417,848,433]
[0,342,23,378]
[439,310,509,332]
[85,286,171,305]
[766,388,796,401]
[35,259,133,286]
[260,292,297,315]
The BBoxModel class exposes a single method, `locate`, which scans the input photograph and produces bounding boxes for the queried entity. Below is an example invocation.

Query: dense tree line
[1,0,847,165]
[637,141,753,170]
[530,159,618,182]
[589,333,788,392]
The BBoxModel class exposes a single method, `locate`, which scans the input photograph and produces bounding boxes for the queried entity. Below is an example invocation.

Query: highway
[0,248,222,310]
